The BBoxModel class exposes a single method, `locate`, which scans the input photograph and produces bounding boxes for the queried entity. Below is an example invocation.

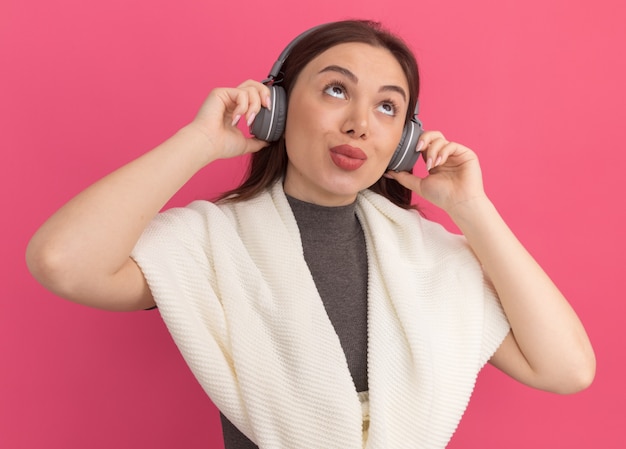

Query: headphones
[250,24,424,172]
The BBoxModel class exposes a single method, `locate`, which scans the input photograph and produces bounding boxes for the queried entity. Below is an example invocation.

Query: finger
[235,86,261,126]
[237,79,273,111]
[383,170,424,196]
[422,137,450,171]
[225,89,259,125]
[244,137,271,155]
[433,141,461,171]
[419,130,446,145]
[414,130,444,169]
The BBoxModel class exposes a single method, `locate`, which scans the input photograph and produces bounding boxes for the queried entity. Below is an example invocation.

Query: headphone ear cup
[250,85,287,142]
[386,119,423,172]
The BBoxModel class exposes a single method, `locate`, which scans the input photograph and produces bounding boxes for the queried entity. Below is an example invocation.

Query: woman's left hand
[384,130,486,213]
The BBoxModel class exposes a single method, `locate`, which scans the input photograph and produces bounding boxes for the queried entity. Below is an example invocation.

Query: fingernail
[246,112,256,127]
[232,114,241,126]
[416,140,424,152]
[266,96,272,111]
[434,156,442,167]
[426,158,433,171]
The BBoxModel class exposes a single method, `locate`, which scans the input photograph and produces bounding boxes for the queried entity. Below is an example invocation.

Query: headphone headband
[264,25,325,83]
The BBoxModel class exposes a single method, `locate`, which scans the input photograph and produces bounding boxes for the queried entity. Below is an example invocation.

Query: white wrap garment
[131,181,510,448]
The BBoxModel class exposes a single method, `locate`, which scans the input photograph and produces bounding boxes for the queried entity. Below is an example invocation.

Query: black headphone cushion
[250,85,287,142]
[386,119,422,172]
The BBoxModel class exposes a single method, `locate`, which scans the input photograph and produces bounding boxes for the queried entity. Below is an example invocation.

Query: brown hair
[218,20,420,208]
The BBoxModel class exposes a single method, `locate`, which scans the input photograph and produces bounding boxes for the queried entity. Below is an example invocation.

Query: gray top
[221,194,369,449]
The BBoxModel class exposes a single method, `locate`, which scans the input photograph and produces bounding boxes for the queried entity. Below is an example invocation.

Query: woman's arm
[26,81,271,311]
[385,131,596,394]
[450,196,595,393]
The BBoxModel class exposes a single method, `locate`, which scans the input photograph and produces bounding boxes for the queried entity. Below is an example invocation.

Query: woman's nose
[341,105,369,139]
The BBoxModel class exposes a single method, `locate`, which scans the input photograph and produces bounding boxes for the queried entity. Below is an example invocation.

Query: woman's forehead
[301,42,410,91]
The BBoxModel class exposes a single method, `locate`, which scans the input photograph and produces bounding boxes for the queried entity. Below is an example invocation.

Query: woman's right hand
[188,80,273,162]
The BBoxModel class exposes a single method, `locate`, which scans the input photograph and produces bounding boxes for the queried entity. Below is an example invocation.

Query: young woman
[26,20,595,449]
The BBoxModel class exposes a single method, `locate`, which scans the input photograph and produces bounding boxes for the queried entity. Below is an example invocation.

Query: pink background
[2,0,624,447]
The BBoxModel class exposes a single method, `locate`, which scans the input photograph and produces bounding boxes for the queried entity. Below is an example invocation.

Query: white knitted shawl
[131,181,510,449]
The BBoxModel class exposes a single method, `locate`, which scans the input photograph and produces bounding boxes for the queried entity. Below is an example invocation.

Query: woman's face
[283,42,410,206]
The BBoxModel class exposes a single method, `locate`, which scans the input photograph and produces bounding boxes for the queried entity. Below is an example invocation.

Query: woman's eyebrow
[318,65,407,102]
[319,65,358,82]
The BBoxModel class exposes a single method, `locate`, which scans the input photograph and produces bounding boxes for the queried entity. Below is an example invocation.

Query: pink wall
[2,0,624,447]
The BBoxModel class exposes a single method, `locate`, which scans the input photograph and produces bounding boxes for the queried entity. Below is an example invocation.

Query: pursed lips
[330,144,367,159]
[329,145,367,170]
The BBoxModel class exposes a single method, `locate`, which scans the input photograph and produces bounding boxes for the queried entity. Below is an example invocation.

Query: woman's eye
[377,102,397,117]
[324,84,346,99]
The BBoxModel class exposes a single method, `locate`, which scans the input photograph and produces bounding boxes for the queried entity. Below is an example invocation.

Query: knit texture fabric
[131,181,510,449]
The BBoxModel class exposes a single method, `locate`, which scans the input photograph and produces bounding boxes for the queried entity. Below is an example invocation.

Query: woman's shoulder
[358,188,469,253]
[147,186,278,236]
